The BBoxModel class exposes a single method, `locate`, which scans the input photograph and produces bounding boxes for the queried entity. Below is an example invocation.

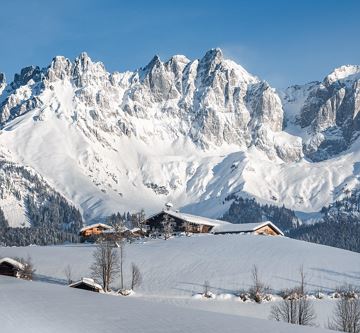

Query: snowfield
[0,277,332,333]
[1,235,359,296]
[0,235,359,331]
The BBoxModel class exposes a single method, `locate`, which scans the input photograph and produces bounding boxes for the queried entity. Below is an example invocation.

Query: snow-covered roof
[0,257,25,270]
[80,223,113,233]
[211,221,284,236]
[148,210,231,227]
[130,227,143,233]
[102,226,128,234]
[69,277,103,290]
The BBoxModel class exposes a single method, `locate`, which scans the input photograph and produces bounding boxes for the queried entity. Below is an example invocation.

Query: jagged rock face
[0,49,297,161]
[0,73,5,96]
[284,65,360,161]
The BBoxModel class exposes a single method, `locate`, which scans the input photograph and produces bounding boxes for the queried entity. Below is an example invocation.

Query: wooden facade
[79,223,113,242]
[80,224,112,237]
[254,225,279,236]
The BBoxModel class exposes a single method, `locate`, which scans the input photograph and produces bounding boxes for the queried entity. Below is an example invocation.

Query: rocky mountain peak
[324,65,360,86]
[47,56,72,82]
[12,65,41,88]
[72,52,107,87]
[0,73,5,85]
[142,55,162,74]
[197,48,224,76]
[202,48,223,63]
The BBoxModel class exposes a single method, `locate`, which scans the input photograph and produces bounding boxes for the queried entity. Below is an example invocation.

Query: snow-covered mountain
[1,49,360,225]
[282,65,360,161]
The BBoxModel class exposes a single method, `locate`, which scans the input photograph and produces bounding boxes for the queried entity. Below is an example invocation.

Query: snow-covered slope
[1,234,357,330]
[0,277,331,333]
[0,150,80,227]
[1,50,360,223]
[2,234,359,296]
[282,65,360,161]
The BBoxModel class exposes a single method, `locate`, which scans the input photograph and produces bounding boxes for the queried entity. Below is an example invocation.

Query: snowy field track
[0,277,332,333]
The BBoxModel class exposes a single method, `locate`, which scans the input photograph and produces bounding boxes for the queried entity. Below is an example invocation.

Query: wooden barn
[69,278,103,293]
[79,223,113,242]
[0,258,25,278]
[210,221,284,236]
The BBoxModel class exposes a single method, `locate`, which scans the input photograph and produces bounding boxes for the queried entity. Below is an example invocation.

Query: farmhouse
[145,210,284,236]
[69,278,103,293]
[79,223,113,242]
[211,221,284,236]
[0,257,25,278]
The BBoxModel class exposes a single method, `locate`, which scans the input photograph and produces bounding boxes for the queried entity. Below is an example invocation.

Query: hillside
[1,234,358,330]
[1,234,359,296]
[0,277,331,333]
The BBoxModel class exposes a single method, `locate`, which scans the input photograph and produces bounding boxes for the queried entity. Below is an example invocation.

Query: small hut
[0,258,25,278]
[69,278,103,293]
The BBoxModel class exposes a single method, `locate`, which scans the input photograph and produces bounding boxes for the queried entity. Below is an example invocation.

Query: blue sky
[0,0,359,88]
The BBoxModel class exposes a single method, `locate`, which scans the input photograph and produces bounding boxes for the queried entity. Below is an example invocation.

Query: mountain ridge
[1,49,360,225]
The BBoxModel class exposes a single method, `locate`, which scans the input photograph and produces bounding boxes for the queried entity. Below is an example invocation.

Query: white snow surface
[0,235,358,331]
[154,209,231,227]
[0,276,331,333]
[1,235,359,296]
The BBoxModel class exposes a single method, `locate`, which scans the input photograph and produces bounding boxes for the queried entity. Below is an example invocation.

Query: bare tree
[203,280,212,298]
[270,295,316,326]
[161,213,175,240]
[16,255,36,280]
[249,265,268,303]
[299,264,306,296]
[108,217,126,290]
[182,220,192,236]
[130,263,142,290]
[131,209,146,234]
[119,239,125,290]
[64,264,73,284]
[90,241,120,291]
[270,266,316,326]
[111,217,126,246]
[328,286,360,333]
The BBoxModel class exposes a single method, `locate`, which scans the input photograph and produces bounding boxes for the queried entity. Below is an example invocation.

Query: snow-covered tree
[161,213,175,240]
